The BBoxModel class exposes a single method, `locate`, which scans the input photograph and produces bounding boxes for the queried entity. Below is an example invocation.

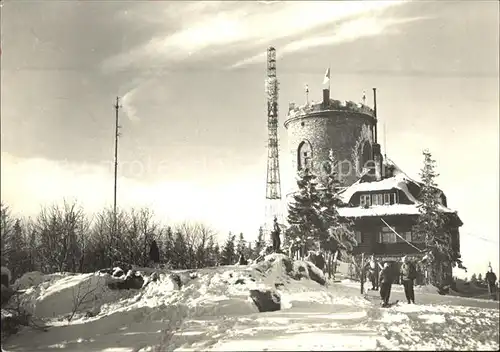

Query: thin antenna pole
[373,88,378,143]
[113,96,121,244]
[384,121,387,159]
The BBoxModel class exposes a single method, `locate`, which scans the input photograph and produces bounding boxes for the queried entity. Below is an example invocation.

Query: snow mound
[3,258,498,352]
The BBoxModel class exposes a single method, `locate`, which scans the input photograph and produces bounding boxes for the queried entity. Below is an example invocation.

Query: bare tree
[35,200,88,273]
[1,202,14,267]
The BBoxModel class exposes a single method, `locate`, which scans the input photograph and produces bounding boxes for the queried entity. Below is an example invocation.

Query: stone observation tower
[284,86,382,188]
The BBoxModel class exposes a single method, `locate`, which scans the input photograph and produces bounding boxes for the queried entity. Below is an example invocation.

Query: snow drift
[2,254,498,351]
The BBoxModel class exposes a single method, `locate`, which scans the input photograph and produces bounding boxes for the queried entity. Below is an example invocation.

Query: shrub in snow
[170,273,182,290]
[249,289,281,312]
[107,271,145,290]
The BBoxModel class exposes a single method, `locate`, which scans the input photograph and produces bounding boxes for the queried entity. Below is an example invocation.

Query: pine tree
[470,273,477,283]
[213,243,221,266]
[236,233,246,255]
[318,151,357,259]
[205,235,218,267]
[413,150,462,286]
[220,232,236,265]
[478,273,483,282]
[9,219,28,280]
[173,231,188,269]
[1,202,13,267]
[254,227,265,258]
[246,242,253,261]
[287,168,323,256]
[162,226,175,267]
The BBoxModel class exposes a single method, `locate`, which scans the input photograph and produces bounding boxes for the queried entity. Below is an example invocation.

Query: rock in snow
[249,289,281,312]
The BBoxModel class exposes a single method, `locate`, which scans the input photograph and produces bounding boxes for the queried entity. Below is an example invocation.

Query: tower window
[297,141,312,171]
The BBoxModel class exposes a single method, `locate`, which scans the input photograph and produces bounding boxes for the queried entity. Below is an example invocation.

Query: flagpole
[328,65,331,92]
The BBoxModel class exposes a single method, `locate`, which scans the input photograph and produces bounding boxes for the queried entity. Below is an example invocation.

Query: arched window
[297,140,312,171]
[359,141,373,172]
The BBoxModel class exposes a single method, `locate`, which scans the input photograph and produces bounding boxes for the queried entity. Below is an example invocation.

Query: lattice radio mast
[264,47,283,234]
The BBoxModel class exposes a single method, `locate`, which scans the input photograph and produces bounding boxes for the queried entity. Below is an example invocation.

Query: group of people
[365,254,417,307]
[365,255,499,305]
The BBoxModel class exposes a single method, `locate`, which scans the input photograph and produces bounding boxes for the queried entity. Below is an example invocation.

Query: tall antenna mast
[264,46,282,236]
[113,96,122,243]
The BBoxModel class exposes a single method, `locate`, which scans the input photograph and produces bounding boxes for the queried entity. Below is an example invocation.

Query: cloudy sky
[1,1,498,276]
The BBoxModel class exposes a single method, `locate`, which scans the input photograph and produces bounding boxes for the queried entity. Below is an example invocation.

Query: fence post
[360,253,365,295]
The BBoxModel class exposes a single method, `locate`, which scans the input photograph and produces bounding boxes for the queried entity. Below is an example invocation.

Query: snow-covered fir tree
[318,151,357,260]
[413,149,463,286]
[220,232,236,265]
[287,168,324,256]
[254,227,265,258]
[173,231,188,269]
[236,233,246,255]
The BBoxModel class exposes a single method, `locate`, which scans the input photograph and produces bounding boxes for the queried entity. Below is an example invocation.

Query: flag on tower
[323,67,330,85]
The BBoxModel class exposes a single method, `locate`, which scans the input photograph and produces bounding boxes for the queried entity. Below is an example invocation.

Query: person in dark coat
[485,266,497,300]
[271,217,281,253]
[400,256,417,304]
[238,251,248,265]
[365,254,381,291]
[379,262,394,307]
[149,240,160,264]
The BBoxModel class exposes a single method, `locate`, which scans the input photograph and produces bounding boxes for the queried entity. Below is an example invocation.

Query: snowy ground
[2,256,499,351]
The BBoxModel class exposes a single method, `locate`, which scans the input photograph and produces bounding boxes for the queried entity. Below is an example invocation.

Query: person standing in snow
[365,254,381,291]
[485,266,497,300]
[238,251,248,265]
[271,216,281,253]
[149,240,160,265]
[379,262,394,307]
[400,256,417,304]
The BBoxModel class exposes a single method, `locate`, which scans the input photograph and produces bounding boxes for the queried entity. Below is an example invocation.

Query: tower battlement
[286,98,375,122]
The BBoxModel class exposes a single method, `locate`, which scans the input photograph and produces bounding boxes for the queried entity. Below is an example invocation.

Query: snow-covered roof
[384,158,421,186]
[337,203,456,218]
[338,172,419,204]
[336,158,457,216]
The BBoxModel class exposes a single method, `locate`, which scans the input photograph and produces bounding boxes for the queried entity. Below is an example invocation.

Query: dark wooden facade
[349,214,461,257]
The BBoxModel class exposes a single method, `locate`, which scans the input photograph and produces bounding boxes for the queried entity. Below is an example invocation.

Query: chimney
[322,88,330,107]
[373,143,383,181]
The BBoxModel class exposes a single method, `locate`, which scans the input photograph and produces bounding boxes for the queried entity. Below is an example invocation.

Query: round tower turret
[284,89,378,187]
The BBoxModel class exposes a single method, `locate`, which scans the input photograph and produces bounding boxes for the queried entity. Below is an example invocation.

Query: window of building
[379,226,397,243]
[297,141,312,171]
[392,193,398,204]
[403,231,412,242]
[360,194,371,207]
[372,194,383,206]
[355,231,362,245]
[383,193,391,205]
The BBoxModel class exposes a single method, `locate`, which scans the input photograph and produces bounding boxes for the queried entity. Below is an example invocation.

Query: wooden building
[336,159,463,284]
